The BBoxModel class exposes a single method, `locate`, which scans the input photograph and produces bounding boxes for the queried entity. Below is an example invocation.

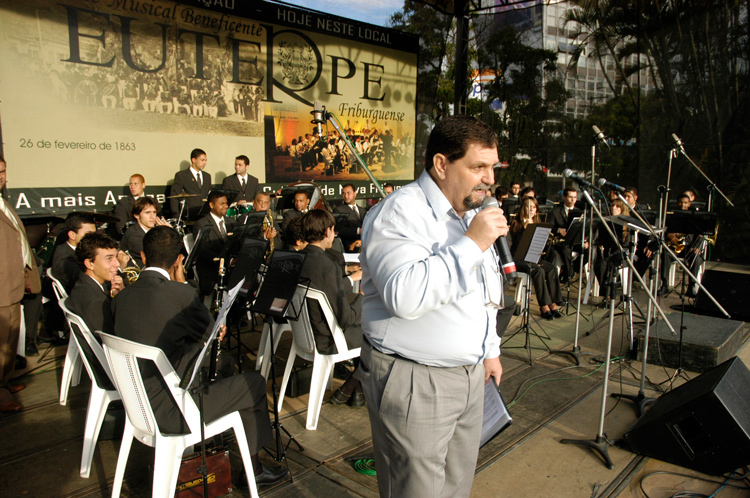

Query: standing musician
[118,197,171,269]
[192,191,239,298]
[112,174,147,235]
[169,148,211,218]
[221,155,259,205]
[510,197,563,320]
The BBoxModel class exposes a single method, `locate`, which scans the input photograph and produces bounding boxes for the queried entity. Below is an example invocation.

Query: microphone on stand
[596,177,627,193]
[671,133,686,155]
[563,168,594,188]
[481,196,517,281]
[592,125,610,149]
[311,101,326,140]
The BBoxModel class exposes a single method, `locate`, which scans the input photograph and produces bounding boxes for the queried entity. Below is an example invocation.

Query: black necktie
[196,172,202,189]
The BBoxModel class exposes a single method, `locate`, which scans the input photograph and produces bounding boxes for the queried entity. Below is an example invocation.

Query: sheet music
[525,227,551,264]
[186,277,245,390]
[480,380,512,447]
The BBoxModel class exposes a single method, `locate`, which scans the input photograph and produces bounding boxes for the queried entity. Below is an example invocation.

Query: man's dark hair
[76,233,118,271]
[676,193,690,203]
[294,190,309,199]
[0,154,5,163]
[562,187,577,197]
[510,181,521,188]
[282,216,304,246]
[132,196,159,216]
[64,212,96,239]
[235,154,249,165]
[143,226,182,269]
[190,148,206,160]
[301,209,335,243]
[207,190,227,205]
[494,186,509,200]
[342,183,356,192]
[626,186,638,197]
[424,115,498,171]
[383,182,395,190]
[520,186,536,198]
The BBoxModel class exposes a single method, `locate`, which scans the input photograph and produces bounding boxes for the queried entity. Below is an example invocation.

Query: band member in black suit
[192,191,239,297]
[300,210,365,406]
[51,213,97,293]
[281,191,310,232]
[112,174,146,235]
[169,148,211,218]
[333,184,366,252]
[68,233,123,334]
[111,226,286,487]
[118,197,171,269]
[549,187,585,283]
[221,155,258,205]
[244,192,281,242]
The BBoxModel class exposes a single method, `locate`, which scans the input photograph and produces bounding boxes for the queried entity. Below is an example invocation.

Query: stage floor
[3,264,750,498]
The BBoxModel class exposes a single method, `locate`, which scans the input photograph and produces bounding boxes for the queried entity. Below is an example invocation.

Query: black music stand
[504,224,553,365]
[249,250,309,477]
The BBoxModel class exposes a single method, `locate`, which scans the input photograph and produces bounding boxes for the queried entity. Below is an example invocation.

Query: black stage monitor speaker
[695,269,750,320]
[623,357,750,475]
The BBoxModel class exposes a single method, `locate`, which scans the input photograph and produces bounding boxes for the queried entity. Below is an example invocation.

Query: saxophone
[262,208,275,257]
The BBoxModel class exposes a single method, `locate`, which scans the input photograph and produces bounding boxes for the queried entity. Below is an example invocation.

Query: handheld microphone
[481,197,517,281]
[563,168,594,188]
[311,101,326,139]
[592,125,610,149]
[671,133,686,155]
[596,177,626,193]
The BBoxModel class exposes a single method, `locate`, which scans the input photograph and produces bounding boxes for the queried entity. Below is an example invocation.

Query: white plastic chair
[58,298,121,478]
[278,286,361,431]
[98,332,259,498]
[255,320,292,380]
[47,267,83,404]
[514,272,530,310]
[17,304,26,356]
[183,233,195,255]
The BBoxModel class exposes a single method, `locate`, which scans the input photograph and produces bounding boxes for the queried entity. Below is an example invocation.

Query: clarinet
[209,257,227,380]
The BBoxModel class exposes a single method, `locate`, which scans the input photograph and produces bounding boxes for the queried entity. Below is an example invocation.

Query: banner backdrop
[0,0,418,215]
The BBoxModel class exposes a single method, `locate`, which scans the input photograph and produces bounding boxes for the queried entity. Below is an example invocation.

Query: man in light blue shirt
[360,115,508,498]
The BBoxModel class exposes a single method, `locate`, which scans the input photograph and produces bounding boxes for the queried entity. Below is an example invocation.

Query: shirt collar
[85,273,105,292]
[210,212,224,226]
[417,169,466,222]
[143,267,170,280]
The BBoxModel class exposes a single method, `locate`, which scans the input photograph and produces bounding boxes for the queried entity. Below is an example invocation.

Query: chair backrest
[59,298,116,392]
[98,331,200,442]
[287,285,350,357]
[47,267,68,300]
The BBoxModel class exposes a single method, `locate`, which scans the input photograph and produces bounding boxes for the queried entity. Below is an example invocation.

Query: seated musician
[243,192,281,244]
[67,233,124,334]
[51,212,97,293]
[509,197,563,320]
[300,210,365,407]
[594,200,630,297]
[661,193,704,296]
[281,216,307,252]
[549,187,587,284]
[112,174,147,236]
[111,226,287,487]
[192,191,239,298]
[118,197,170,270]
[281,191,310,233]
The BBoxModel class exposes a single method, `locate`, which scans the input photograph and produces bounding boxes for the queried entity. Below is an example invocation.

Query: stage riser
[637,313,747,373]
[624,357,750,476]
[695,270,750,320]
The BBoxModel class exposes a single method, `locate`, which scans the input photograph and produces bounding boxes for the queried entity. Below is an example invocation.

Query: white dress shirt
[360,170,502,367]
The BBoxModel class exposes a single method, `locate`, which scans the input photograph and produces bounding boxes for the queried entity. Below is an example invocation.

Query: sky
[276,0,404,27]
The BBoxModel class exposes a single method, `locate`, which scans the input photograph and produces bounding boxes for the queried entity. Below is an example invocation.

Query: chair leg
[233,423,260,498]
[306,357,334,431]
[111,423,134,498]
[277,341,297,413]
[80,388,115,478]
[152,440,184,498]
[59,342,81,405]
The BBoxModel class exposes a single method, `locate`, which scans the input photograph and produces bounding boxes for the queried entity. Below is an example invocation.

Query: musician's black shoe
[25,340,39,357]
[551,309,563,319]
[330,388,351,405]
[541,311,555,321]
[348,392,366,407]
[15,355,27,370]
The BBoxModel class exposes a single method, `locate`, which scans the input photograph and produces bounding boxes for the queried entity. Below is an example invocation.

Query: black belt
[363,335,419,365]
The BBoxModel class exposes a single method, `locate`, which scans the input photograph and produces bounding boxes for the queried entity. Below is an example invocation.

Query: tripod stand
[504,272,552,365]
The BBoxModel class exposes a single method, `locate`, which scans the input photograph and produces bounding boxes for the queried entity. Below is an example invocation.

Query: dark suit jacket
[221,173,258,204]
[333,203,366,252]
[120,223,146,268]
[281,208,304,233]
[113,195,136,234]
[300,245,362,354]
[68,273,114,334]
[192,214,239,295]
[51,242,80,294]
[551,204,574,235]
[169,168,211,217]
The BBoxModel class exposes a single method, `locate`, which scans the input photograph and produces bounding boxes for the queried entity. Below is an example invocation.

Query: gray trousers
[360,340,484,498]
